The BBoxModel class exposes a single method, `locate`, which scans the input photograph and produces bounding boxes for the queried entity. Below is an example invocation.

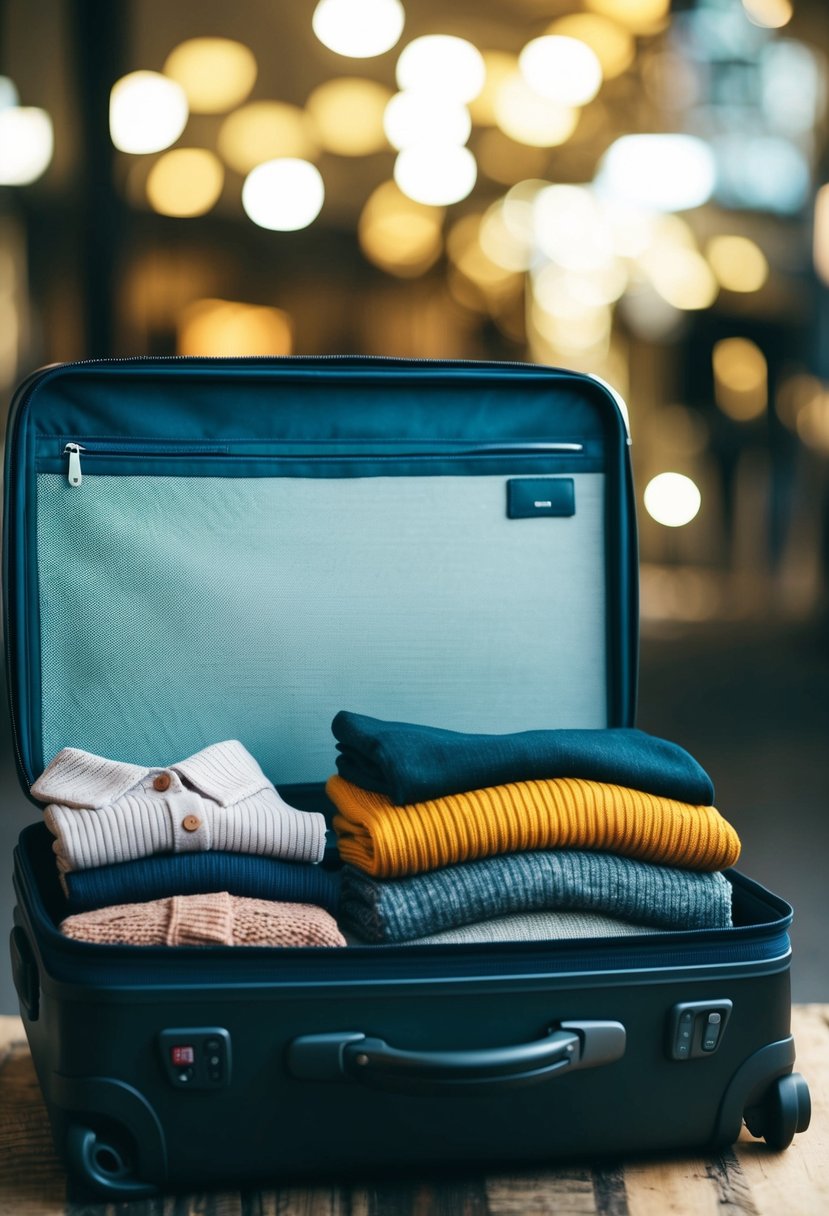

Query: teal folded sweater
[332,711,715,806]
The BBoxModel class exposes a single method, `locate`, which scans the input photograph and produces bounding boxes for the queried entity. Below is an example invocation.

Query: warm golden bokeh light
[242,159,325,231]
[146,149,224,217]
[312,0,405,59]
[306,78,391,155]
[713,338,768,420]
[519,36,603,107]
[814,184,829,287]
[494,74,579,147]
[163,38,257,114]
[394,144,477,206]
[534,185,616,272]
[469,52,519,125]
[742,0,793,30]
[358,180,443,277]
[776,373,825,430]
[546,14,635,80]
[645,247,718,310]
[396,36,486,103]
[218,102,317,175]
[706,235,769,293]
[479,201,533,271]
[795,392,829,453]
[384,91,471,151]
[585,0,671,36]
[0,107,53,184]
[643,472,702,528]
[179,298,293,356]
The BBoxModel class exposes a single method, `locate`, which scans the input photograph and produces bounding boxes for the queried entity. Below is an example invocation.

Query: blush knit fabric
[327,774,740,878]
[339,851,732,943]
[60,892,346,947]
[33,741,327,877]
[64,851,341,914]
[332,711,716,806]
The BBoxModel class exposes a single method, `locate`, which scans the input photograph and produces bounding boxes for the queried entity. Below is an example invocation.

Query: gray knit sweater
[339,850,733,943]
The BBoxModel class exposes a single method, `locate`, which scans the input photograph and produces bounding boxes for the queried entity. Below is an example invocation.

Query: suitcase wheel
[65,1124,157,1197]
[743,1072,811,1150]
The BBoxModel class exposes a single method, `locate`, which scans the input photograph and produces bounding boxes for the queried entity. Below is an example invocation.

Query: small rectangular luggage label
[507,478,575,519]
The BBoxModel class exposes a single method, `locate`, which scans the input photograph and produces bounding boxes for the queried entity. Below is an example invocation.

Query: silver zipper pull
[64,443,85,487]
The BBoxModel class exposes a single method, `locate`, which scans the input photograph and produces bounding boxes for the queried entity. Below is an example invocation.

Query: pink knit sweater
[60,892,346,947]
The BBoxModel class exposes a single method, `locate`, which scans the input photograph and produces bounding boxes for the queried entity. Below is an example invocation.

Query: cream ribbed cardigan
[33,741,327,874]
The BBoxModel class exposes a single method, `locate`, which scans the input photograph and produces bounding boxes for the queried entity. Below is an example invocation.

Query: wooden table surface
[0,1006,826,1216]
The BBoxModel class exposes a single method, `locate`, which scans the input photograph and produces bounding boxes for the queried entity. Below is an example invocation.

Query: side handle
[286,1020,625,1094]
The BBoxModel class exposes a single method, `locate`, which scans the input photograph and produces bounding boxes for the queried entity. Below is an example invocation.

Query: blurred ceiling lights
[241,158,325,230]
[218,103,317,174]
[706,235,769,293]
[163,38,257,113]
[306,79,390,155]
[312,0,405,59]
[643,473,702,528]
[395,36,485,102]
[394,144,477,207]
[493,75,579,148]
[384,90,471,151]
[597,134,716,211]
[146,148,224,217]
[0,105,54,185]
[179,298,293,356]
[546,15,634,79]
[519,36,603,107]
[358,181,443,277]
[741,0,793,29]
[585,0,671,37]
[712,338,768,420]
[110,71,188,154]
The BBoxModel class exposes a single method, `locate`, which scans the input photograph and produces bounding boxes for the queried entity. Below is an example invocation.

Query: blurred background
[0,0,827,1007]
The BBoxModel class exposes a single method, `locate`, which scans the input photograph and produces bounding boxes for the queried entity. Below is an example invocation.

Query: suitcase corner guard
[286,1020,626,1094]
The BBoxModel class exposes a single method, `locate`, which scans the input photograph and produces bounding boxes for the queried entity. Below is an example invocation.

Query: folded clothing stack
[32,740,344,947]
[326,712,739,944]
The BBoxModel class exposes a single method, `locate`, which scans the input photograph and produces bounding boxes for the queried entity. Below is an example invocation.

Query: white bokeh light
[597,134,716,212]
[242,159,325,231]
[394,144,477,206]
[312,0,405,59]
[110,71,188,154]
[519,36,603,107]
[384,90,471,150]
[644,472,702,528]
[0,107,53,185]
[396,36,486,103]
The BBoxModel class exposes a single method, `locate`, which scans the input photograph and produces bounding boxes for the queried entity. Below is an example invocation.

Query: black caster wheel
[744,1072,811,1150]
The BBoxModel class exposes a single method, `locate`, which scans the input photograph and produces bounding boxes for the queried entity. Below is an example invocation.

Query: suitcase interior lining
[35,470,608,783]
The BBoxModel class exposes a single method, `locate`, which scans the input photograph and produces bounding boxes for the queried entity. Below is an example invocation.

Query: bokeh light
[468,52,518,125]
[358,180,443,277]
[396,36,486,103]
[384,91,471,151]
[546,14,635,80]
[0,107,53,184]
[644,472,702,528]
[742,0,793,29]
[814,184,829,287]
[597,134,716,212]
[218,103,317,174]
[644,246,718,310]
[394,144,477,206]
[241,159,325,231]
[312,0,405,59]
[713,338,768,420]
[585,0,670,36]
[163,38,257,114]
[110,71,188,154]
[534,185,615,272]
[706,235,769,293]
[179,298,293,356]
[306,78,391,156]
[519,36,603,107]
[146,149,224,217]
[494,74,579,147]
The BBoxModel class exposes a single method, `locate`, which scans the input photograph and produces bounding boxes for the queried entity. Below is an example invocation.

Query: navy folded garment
[332,711,715,806]
[340,851,732,943]
[64,851,341,914]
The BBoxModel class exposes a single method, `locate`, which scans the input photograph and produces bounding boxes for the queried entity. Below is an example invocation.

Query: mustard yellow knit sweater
[327,775,740,878]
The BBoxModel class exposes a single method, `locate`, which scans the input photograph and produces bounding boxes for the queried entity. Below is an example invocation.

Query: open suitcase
[4,357,810,1197]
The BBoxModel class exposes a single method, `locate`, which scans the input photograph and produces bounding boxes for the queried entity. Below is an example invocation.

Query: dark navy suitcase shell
[3,358,809,1196]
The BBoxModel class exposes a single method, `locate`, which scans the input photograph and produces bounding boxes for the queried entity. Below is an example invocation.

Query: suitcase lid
[3,356,637,797]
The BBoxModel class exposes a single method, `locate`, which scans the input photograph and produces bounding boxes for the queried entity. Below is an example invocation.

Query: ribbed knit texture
[33,741,326,873]
[339,851,732,942]
[64,852,341,914]
[327,775,740,877]
[332,711,716,806]
[60,893,346,947]
[399,910,673,946]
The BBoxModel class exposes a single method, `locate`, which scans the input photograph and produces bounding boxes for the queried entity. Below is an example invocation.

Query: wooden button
[182,815,202,833]
[153,773,172,792]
